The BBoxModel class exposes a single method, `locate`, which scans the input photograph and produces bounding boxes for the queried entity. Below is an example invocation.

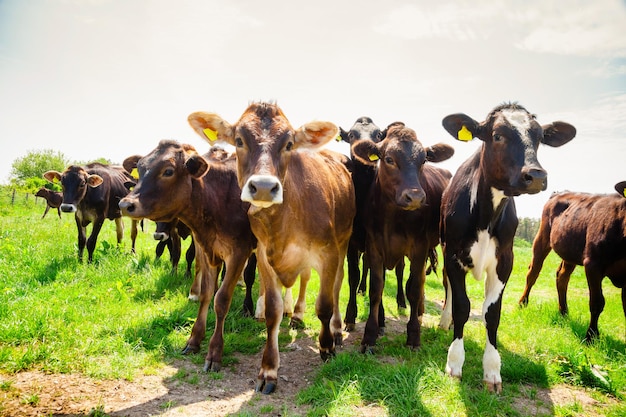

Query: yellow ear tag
[203,128,218,141]
[458,125,473,141]
[130,168,139,179]
[369,154,379,162]
[336,134,342,142]
[623,189,626,198]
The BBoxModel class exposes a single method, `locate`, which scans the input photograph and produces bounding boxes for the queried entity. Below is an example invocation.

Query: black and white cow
[438,103,576,392]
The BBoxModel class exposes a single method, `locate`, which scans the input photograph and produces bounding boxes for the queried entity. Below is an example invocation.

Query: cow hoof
[289,317,305,329]
[344,323,355,332]
[484,380,502,394]
[407,343,421,351]
[320,350,336,362]
[334,333,343,347]
[360,345,375,355]
[203,360,221,373]
[181,344,200,355]
[255,379,277,395]
[378,326,385,336]
[188,294,199,302]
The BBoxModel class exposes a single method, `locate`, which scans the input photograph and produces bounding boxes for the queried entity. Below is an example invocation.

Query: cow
[120,142,259,369]
[340,118,409,333]
[438,102,576,393]
[350,121,454,352]
[35,187,63,219]
[43,163,139,262]
[154,219,195,277]
[187,101,356,394]
[518,182,626,342]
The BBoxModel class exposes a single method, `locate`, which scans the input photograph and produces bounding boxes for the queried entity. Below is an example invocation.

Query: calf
[518,183,626,341]
[119,142,258,370]
[188,101,355,394]
[351,121,453,352]
[438,103,576,392]
[154,219,195,277]
[43,163,139,262]
[341,118,408,332]
[35,187,62,219]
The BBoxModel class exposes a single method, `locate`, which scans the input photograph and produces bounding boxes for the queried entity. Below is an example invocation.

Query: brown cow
[118,141,257,371]
[439,102,576,392]
[518,183,626,341]
[350,121,454,352]
[44,163,139,262]
[35,187,63,219]
[188,102,355,394]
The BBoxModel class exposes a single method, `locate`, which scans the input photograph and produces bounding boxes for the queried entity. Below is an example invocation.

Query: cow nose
[242,175,284,207]
[60,203,77,213]
[119,199,135,214]
[521,167,548,194]
[153,232,169,241]
[398,189,426,209]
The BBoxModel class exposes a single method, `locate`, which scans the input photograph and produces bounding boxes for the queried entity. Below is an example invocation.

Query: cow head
[442,103,576,197]
[43,166,103,213]
[118,140,209,221]
[188,102,338,209]
[339,116,384,146]
[352,122,454,210]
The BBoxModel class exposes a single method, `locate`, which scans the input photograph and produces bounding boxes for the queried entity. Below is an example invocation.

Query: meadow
[0,189,624,416]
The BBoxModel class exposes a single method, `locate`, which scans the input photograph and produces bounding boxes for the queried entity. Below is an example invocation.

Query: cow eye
[493,134,502,142]
[235,137,244,148]
[163,168,174,177]
[384,156,394,165]
[376,131,384,141]
[285,141,294,151]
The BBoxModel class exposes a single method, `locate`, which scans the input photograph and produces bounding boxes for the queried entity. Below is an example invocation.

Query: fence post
[11,189,16,205]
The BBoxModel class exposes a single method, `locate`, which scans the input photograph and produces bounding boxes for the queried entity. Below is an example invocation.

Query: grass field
[0,190,624,416]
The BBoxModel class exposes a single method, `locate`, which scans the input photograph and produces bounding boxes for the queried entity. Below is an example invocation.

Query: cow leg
[255,250,283,395]
[556,261,576,315]
[583,264,605,342]
[204,252,248,373]
[317,253,343,360]
[42,205,50,219]
[406,252,427,349]
[188,244,203,301]
[183,253,218,355]
[519,225,552,307]
[396,259,406,309]
[358,252,368,294]
[114,217,124,245]
[242,253,257,317]
[86,217,105,263]
[56,207,61,219]
[445,260,470,381]
[155,240,167,260]
[482,256,509,394]
[75,215,87,262]
[169,227,182,274]
[290,269,310,329]
[184,238,196,279]
[130,219,138,254]
[361,251,384,353]
[439,266,453,330]
[344,243,361,331]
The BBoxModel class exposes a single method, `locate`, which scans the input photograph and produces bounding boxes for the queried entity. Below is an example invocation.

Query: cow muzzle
[520,167,548,194]
[119,198,138,217]
[241,174,284,208]
[153,232,169,241]
[60,203,77,213]
[397,189,426,210]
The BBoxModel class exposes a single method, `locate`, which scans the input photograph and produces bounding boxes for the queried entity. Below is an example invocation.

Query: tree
[10,149,69,191]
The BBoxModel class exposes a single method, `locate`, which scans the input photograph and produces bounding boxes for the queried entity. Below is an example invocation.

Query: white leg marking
[483,341,502,387]
[439,278,453,330]
[446,338,465,378]
[283,287,294,316]
[482,263,504,322]
[255,295,265,320]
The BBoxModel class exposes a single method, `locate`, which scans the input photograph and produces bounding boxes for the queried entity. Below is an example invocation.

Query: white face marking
[501,109,533,146]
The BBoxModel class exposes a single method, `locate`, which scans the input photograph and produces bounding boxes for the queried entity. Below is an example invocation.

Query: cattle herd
[36,101,626,395]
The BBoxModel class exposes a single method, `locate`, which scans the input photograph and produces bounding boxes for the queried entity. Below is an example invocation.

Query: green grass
[0,190,625,416]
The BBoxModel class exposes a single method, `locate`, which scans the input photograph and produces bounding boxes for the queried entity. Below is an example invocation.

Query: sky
[1,0,625,218]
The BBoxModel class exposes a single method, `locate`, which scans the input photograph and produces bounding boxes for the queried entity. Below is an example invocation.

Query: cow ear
[339,127,349,143]
[123,155,142,178]
[541,122,576,147]
[188,112,235,145]
[426,143,455,163]
[615,181,626,198]
[351,139,381,166]
[442,113,481,142]
[43,170,62,183]
[294,121,339,149]
[185,154,210,179]
[86,174,103,188]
